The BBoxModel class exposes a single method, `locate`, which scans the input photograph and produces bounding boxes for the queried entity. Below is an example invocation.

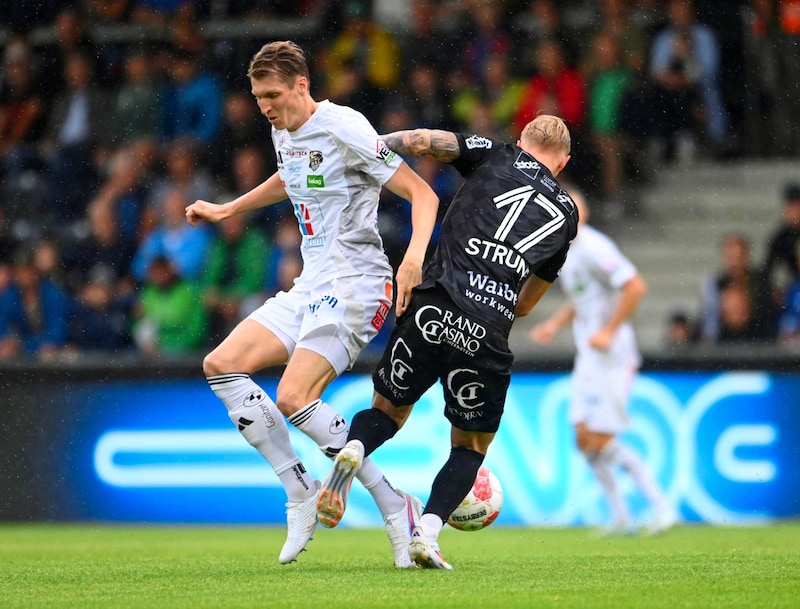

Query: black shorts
[372,288,513,433]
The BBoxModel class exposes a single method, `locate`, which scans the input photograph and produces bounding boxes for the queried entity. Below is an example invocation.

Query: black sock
[349,408,399,456]
[425,446,485,520]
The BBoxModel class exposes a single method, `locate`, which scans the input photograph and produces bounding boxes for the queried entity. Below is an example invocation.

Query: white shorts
[568,352,636,435]
[248,274,393,375]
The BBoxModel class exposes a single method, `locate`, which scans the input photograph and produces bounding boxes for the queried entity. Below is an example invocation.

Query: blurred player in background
[529,187,677,535]
[185,40,439,566]
[316,115,578,569]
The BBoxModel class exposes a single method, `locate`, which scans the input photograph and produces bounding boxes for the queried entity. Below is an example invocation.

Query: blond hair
[247,40,309,84]
[520,115,571,156]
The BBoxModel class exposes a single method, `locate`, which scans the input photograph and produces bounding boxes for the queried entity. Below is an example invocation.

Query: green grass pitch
[1,522,799,609]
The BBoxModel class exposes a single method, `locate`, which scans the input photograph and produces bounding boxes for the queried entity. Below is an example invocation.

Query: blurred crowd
[0,0,799,360]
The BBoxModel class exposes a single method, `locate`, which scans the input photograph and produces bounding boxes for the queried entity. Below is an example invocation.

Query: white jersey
[273,100,401,289]
[558,224,641,368]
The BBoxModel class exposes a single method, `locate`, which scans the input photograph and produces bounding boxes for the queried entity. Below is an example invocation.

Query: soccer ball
[447,466,503,531]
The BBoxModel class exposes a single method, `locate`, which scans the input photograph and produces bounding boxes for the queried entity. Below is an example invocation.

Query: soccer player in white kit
[530,189,677,535]
[185,41,439,565]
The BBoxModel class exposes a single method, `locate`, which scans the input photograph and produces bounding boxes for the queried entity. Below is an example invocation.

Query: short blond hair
[520,115,571,156]
[247,40,309,84]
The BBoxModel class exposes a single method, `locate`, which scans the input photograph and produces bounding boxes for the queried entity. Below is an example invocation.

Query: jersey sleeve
[330,109,403,184]
[450,133,499,175]
[534,243,570,283]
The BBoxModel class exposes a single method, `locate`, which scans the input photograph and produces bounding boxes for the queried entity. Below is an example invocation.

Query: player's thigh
[204,317,289,375]
[442,363,510,435]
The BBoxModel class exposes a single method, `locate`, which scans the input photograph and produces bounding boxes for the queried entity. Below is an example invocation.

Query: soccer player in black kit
[316,114,577,569]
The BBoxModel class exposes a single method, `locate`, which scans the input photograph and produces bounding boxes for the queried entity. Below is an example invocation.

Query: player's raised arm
[185,172,287,226]
[382,129,461,163]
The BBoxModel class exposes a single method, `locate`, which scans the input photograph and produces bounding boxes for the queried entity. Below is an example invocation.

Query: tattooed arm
[381,129,461,163]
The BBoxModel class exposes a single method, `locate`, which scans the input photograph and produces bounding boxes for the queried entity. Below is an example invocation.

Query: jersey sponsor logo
[307,175,325,188]
[414,304,485,356]
[309,150,324,171]
[446,368,485,411]
[465,135,492,149]
[371,301,390,331]
[282,149,308,158]
[389,337,413,390]
[512,152,541,180]
[376,139,396,165]
[293,202,315,236]
[464,238,529,278]
[466,271,518,304]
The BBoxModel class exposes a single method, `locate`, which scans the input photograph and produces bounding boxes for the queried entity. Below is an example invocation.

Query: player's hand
[394,257,423,315]
[588,328,614,351]
[529,322,556,345]
[185,200,226,226]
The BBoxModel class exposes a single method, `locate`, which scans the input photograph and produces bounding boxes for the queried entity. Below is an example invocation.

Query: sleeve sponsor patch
[376,139,397,165]
[465,135,493,149]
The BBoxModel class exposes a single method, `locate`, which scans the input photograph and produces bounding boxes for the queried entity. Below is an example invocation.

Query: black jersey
[418,133,578,336]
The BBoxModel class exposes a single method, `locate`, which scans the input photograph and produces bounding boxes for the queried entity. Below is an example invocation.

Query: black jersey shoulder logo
[465,135,492,149]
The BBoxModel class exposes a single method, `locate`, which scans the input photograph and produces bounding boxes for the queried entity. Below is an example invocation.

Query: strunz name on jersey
[464,238,530,279]
[414,304,486,356]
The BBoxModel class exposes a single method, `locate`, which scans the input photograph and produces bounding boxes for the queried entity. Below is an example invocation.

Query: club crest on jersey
[309,150,323,171]
[465,135,492,149]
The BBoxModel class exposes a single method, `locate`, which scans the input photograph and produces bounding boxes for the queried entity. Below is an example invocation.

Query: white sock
[603,441,669,510]
[586,449,631,525]
[420,513,444,540]
[289,400,404,515]
[207,374,315,501]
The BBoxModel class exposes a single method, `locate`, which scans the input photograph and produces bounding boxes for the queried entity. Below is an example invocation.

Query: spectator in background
[131,0,199,25]
[0,39,47,182]
[716,283,763,342]
[582,31,634,209]
[0,244,70,360]
[40,51,107,223]
[61,190,138,296]
[227,145,288,239]
[763,182,800,306]
[322,0,401,93]
[699,233,774,343]
[460,0,513,82]
[210,90,273,192]
[201,211,269,343]
[511,0,581,71]
[141,137,216,237]
[159,47,223,151]
[666,310,697,347]
[405,62,453,130]
[514,39,586,135]
[108,49,162,151]
[451,50,526,140]
[649,0,728,158]
[132,255,208,356]
[321,57,384,125]
[132,186,214,283]
[774,0,800,154]
[39,7,96,94]
[67,269,134,353]
[777,241,800,342]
